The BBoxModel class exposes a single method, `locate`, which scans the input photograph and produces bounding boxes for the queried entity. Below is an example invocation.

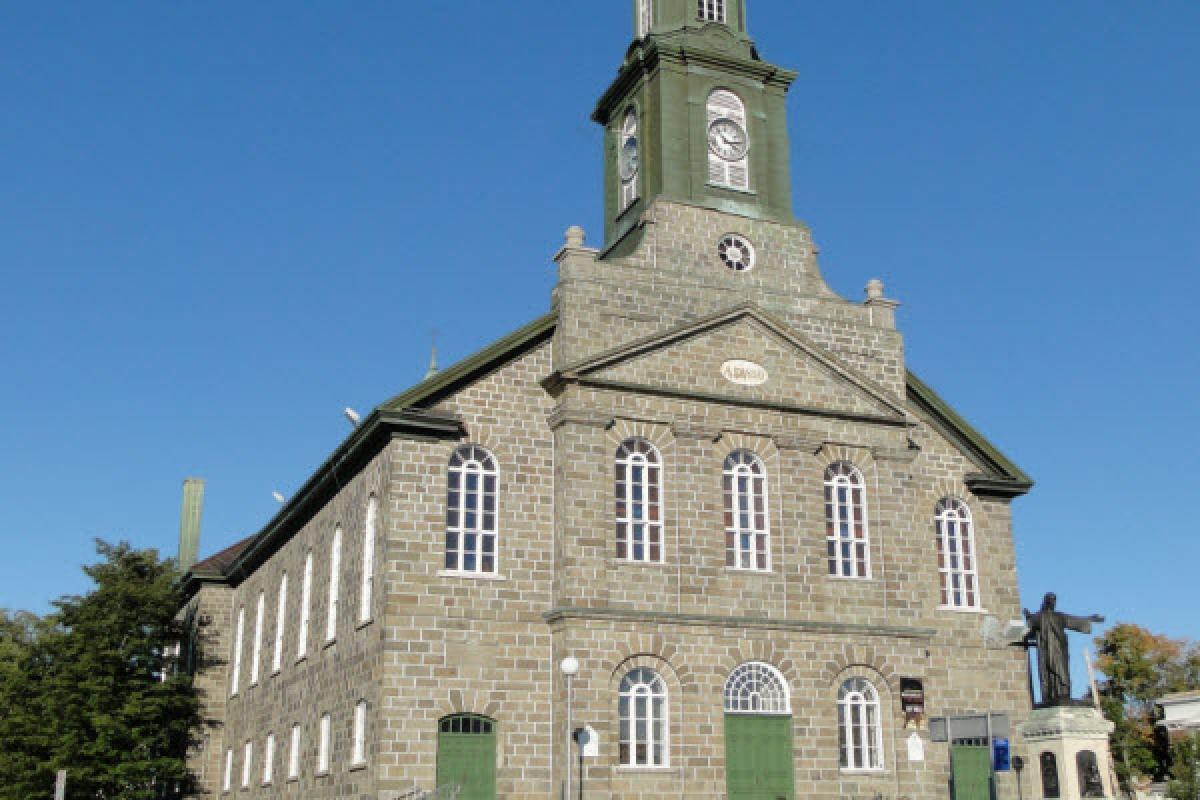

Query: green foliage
[0,541,202,799]
[1168,734,1200,800]
[1096,623,1200,789]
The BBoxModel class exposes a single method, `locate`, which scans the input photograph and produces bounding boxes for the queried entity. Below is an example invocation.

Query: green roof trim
[906,369,1033,496]
[381,311,558,412]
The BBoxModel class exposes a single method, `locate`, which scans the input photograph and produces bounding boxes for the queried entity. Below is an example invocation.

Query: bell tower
[594,0,799,251]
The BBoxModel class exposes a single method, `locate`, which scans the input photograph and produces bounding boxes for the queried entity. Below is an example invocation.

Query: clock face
[619,135,640,182]
[708,118,749,162]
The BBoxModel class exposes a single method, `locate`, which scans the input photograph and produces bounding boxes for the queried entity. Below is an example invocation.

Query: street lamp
[560,656,580,800]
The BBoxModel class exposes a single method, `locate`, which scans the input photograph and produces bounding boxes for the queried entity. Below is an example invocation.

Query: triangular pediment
[554,305,909,424]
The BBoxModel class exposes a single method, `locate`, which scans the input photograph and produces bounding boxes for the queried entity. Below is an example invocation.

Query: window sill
[349,761,368,772]
[322,638,336,650]
[705,182,757,197]
[315,770,330,779]
[295,654,307,665]
[616,765,675,774]
[609,558,668,568]
[355,617,374,631]
[724,566,773,575]
[438,570,507,581]
[840,768,888,776]
[827,574,875,583]
[270,668,281,678]
[937,605,987,614]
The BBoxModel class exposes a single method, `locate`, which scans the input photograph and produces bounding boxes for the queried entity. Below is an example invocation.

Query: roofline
[182,407,464,598]
[906,370,1033,497]
[382,312,558,411]
[181,312,558,598]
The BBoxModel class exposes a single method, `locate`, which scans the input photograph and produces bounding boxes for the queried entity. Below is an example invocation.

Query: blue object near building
[993,738,1011,772]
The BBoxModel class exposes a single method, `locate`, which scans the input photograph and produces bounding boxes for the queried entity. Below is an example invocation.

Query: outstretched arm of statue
[1063,613,1099,633]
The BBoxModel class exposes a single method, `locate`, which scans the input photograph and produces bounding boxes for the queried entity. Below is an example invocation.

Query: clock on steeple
[595,0,798,253]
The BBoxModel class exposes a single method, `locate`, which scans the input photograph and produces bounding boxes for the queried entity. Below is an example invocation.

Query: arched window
[619,109,640,211]
[326,527,342,642]
[935,498,979,609]
[724,662,790,714]
[353,700,369,766]
[1077,750,1105,797]
[230,605,245,696]
[250,589,265,684]
[825,462,870,578]
[639,0,653,37]
[838,677,883,771]
[446,446,498,574]
[297,551,313,660]
[723,450,769,570]
[698,0,726,23]
[619,668,667,767]
[272,572,287,674]
[360,494,378,622]
[706,89,749,190]
[615,439,664,562]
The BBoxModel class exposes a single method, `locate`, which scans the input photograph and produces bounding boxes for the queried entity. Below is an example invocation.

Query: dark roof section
[181,312,558,598]
[906,370,1033,498]
[183,309,1032,594]
[189,535,255,582]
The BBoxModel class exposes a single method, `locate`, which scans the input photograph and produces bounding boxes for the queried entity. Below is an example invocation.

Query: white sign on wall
[907,733,926,763]
[721,360,769,386]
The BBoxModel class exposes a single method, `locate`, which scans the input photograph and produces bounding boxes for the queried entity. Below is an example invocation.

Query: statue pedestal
[1019,706,1117,800]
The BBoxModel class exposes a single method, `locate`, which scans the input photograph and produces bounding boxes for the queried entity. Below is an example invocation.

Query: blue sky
[2,0,1197,668]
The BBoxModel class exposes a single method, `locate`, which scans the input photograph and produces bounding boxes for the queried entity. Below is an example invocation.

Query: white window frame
[250,590,265,685]
[241,740,253,789]
[936,498,980,609]
[318,713,332,774]
[230,606,245,696]
[838,677,884,772]
[618,667,668,767]
[445,446,499,575]
[288,724,302,780]
[272,572,287,674]
[223,748,233,793]
[297,551,313,660]
[326,527,342,642]
[639,0,653,36]
[615,439,665,563]
[723,450,770,571]
[698,0,727,23]
[706,89,750,190]
[620,109,640,212]
[359,495,377,623]
[263,732,276,786]
[352,700,368,766]
[825,462,871,579]
[724,662,790,714]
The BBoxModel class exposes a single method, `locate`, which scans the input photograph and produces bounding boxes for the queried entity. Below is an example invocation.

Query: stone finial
[565,226,586,249]
[866,279,885,300]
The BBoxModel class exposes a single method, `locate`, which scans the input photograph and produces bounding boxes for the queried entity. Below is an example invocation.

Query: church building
[180,2,1036,798]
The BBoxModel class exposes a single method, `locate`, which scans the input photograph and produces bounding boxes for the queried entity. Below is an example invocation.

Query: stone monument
[1017,593,1117,799]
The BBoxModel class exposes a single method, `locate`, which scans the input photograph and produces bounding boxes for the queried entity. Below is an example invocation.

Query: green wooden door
[437,715,496,800]
[951,743,993,800]
[725,714,795,800]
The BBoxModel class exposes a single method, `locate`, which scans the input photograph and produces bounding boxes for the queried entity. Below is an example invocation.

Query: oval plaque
[721,360,768,386]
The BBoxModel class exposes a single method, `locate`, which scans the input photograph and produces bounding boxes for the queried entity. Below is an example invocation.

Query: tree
[1095,623,1200,790]
[1168,734,1200,800]
[0,541,203,799]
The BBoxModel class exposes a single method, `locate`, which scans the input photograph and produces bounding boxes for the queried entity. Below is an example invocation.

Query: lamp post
[560,656,580,800]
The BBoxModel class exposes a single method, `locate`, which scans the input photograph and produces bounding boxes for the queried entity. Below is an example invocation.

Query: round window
[718,234,756,272]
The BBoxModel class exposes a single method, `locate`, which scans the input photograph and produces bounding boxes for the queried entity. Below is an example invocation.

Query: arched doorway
[724,662,795,800]
[436,714,496,800]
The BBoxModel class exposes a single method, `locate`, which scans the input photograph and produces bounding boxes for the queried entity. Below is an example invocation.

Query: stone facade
[181,5,1037,800]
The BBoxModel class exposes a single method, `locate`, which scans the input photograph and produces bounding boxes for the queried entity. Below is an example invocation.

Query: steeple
[594,0,798,252]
